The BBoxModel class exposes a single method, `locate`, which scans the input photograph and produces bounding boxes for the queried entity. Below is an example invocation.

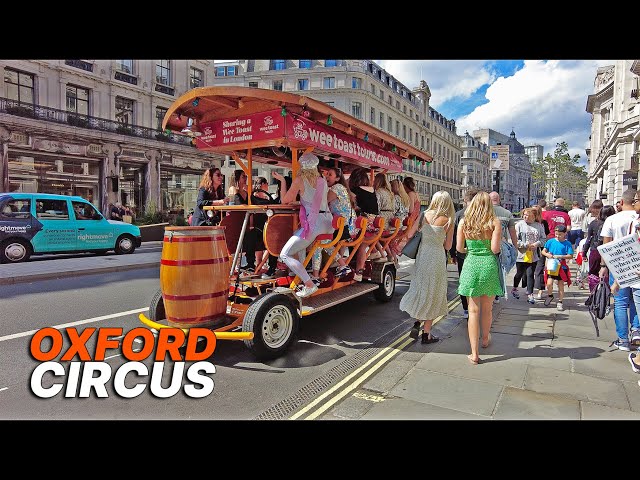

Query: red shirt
[542,208,571,238]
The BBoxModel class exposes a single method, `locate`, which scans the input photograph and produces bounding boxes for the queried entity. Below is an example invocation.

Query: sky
[376,60,615,165]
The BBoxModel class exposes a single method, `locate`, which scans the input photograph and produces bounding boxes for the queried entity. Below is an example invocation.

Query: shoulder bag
[401,212,426,259]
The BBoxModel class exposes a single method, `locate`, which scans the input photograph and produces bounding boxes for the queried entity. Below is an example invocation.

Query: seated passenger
[278,153,333,298]
[349,167,379,281]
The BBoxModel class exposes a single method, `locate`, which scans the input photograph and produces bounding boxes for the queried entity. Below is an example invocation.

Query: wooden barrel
[160,226,229,328]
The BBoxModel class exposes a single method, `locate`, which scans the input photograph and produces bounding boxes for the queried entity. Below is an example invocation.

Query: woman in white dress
[400,191,455,344]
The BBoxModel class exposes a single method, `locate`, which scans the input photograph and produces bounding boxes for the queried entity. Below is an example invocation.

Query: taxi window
[35,199,69,220]
[72,201,99,220]
[0,199,31,219]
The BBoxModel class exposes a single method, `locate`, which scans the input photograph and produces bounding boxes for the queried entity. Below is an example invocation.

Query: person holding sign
[541,224,573,311]
[600,188,640,351]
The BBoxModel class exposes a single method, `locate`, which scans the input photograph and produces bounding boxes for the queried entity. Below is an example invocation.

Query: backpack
[584,277,611,336]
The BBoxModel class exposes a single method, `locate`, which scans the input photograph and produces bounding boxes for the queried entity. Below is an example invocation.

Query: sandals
[409,321,421,339]
[421,331,439,344]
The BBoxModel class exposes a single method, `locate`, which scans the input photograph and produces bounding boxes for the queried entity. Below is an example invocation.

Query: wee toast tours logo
[29,327,217,399]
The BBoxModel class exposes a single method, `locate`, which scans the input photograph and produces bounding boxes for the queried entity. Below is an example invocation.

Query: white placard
[597,232,640,289]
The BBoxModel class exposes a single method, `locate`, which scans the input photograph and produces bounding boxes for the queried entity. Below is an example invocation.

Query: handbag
[546,257,561,276]
[523,249,534,263]
[401,231,422,259]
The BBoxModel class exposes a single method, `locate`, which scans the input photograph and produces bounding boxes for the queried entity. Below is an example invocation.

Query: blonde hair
[390,179,410,208]
[296,164,320,185]
[426,190,455,228]
[374,172,392,194]
[462,191,496,239]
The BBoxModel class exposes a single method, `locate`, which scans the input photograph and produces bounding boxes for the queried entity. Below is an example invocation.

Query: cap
[299,152,319,169]
[554,224,567,232]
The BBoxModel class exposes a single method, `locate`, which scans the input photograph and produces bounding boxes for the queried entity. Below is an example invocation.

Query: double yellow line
[290,295,461,420]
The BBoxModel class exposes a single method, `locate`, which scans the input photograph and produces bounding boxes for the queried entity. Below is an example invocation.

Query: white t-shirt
[600,210,639,241]
[568,208,586,230]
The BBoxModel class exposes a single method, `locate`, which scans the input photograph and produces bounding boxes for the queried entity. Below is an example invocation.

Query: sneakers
[611,338,631,351]
[527,294,536,305]
[261,270,276,280]
[631,329,640,346]
[556,301,564,311]
[463,310,469,319]
[311,277,322,287]
[295,283,318,298]
[335,265,352,277]
[536,291,543,300]
[629,352,640,373]
[511,288,520,300]
[353,269,364,282]
[493,296,500,305]
[239,267,255,278]
[544,294,554,307]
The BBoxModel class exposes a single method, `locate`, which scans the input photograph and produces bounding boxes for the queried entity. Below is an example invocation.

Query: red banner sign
[195,109,285,149]
[286,114,403,172]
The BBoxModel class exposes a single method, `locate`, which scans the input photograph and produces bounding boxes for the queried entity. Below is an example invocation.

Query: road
[0,256,461,420]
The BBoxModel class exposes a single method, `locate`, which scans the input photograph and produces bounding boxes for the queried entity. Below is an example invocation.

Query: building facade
[460,131,491,196]
[473,128,533,212]
[585,60,640,204]
[524,144,546,202]
[0,60,224,217]
[213,60,462,206]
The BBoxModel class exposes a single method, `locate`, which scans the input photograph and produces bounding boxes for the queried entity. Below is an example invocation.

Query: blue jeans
[609,273,639,340]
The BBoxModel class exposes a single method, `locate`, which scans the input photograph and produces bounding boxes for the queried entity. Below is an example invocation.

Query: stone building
[0,60,222,217]
[585,60,640,204]
[460,131,491,197]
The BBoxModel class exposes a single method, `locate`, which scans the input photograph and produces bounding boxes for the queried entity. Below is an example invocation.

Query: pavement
[3,247,640,419]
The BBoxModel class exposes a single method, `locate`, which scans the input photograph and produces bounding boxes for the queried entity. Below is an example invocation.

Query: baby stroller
[575,238,589,290]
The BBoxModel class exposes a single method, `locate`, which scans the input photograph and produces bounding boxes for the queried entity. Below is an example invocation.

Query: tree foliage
[531,141,588,198]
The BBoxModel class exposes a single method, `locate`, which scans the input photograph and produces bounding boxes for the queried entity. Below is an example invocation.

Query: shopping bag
[123,214,133,224]
[546,257,561,276]
[523,249,534,263]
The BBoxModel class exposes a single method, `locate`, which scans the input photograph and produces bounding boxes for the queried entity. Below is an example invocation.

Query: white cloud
[378,59,615,164]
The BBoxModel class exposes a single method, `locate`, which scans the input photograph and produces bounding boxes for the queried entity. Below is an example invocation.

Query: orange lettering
[30,327,63,361]
[122,327,155,361]
[184,328,217,361]
[155,328,186,361]
[61,328,95,361]
[94,327,123,361]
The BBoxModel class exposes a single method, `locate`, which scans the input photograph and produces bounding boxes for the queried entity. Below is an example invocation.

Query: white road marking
[0,307,148,342]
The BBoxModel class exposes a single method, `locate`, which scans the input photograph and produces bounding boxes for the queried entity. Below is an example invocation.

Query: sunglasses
[632,199,639,205]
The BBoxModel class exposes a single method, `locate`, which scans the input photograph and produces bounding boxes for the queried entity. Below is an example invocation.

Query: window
[36,199,69,220]
[273,80,283,91]
[299,60,312,69]
[156,106,168,131]
[379,112,384,129]
[297,78,309,90]
[379,89,384,100]
[402,124,406,140]
[115,96,134,126]
[352,101,362,119]
[72,201,99,220]
[215,66,226,76]
[370,83,376,95]
[116,60,133,74]
[370,107,375,124]
[388,95,392,105]
[323,77,335,89]
[396,100,400,110]
[248,82,258,88]
[273,60,286,70]
[226,66,236,76]
[156,60,171,85]
[66,85,89,115]
[190,67,203,88]
[387,115,392,133]
[352,77,362,89]
[403,105,407,114]
[1,199,30,219]
[4,68,34,104]
[325,60,338,67]
[325,101,335,107]
[409,127,413,142]
[421,136,425,149]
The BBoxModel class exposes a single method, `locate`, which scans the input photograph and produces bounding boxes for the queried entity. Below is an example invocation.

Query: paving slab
[493,386,580,420]
[361,396,488,420]
[524,365,630,410]
[323,391,377,419]
[389,369,503,417]
[554,322,611,342]
[362,359,416,394]
[622,380,640,413]
[491,324,554,339]
[580,401,640,420]
[492,318,554,330]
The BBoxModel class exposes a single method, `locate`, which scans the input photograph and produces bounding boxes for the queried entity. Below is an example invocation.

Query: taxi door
[32,197,77,252]
[72,200,114,250]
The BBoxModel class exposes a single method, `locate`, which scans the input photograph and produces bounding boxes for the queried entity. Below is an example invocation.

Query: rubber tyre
[115,234,136,255]
[0,238,32,264]
[374,264,395,302]
[242,293,299,360]
[149,288,166,322]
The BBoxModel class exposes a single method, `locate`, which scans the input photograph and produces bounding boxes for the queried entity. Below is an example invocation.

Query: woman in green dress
[457,191,503,364]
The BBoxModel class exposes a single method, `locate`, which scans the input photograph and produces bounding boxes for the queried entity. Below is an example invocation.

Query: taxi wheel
[115,234,136,255]
[0,238,32,263]
[149,289,166,322]
[243,293,299,360]
[374,264,395,302]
